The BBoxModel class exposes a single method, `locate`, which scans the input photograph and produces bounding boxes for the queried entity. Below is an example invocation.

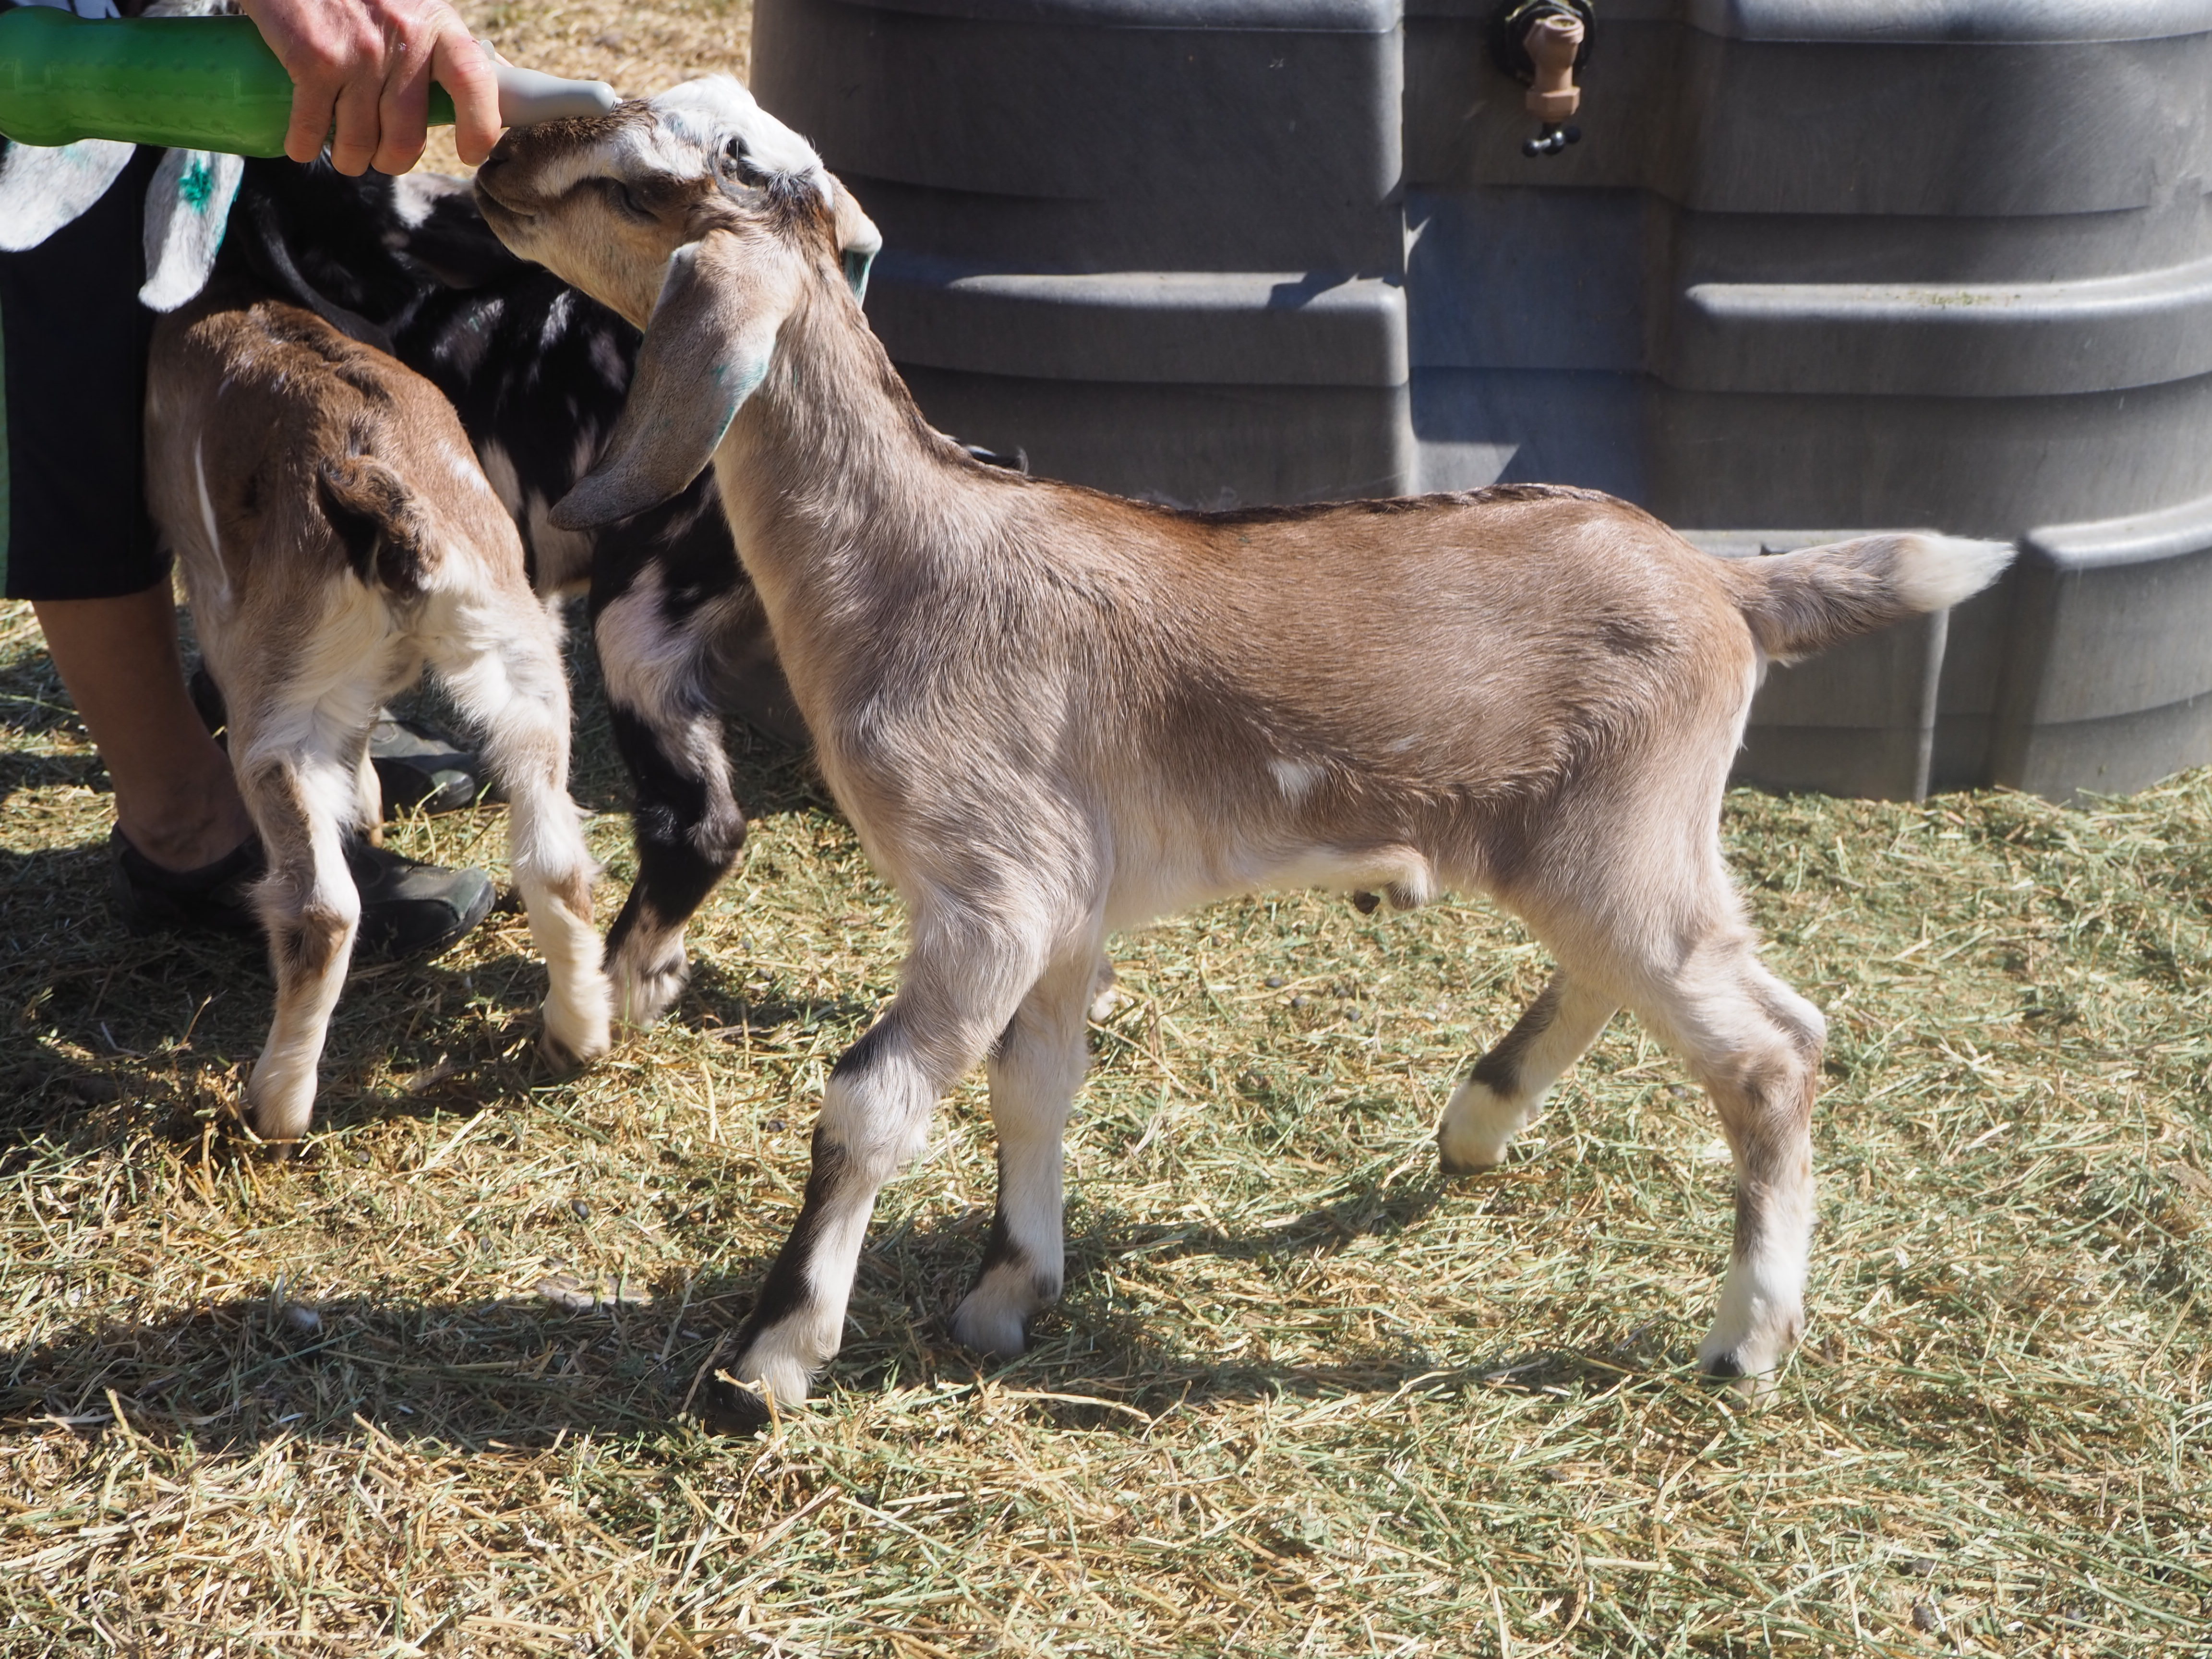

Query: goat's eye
[718,137,766,189]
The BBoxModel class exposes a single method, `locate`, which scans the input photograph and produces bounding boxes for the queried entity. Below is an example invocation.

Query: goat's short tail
[1722,533,2014,663]
[317,455,436,597]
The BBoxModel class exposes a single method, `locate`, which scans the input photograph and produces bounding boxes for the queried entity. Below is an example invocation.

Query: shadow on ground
[0,1166,1678,1456]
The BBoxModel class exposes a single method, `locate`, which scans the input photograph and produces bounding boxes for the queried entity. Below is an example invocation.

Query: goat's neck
[711,280,979,620]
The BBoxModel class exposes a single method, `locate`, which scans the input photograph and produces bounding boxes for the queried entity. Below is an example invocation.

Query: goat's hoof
[1696,1346,1783,1406]
[693,1371,773,1436]
[613,956,688,1029]
[1436,1139,1506,1177]
[538,1021,610,1073]
[949,1298,1032,1360]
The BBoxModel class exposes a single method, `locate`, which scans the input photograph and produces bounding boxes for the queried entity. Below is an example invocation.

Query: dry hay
[3,18,2209,1643]
[1,577,2207,1657]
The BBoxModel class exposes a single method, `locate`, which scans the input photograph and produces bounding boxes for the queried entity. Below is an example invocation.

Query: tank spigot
[1488,0,1594,159]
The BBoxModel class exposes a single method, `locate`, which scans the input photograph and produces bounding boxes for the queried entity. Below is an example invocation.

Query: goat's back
[852,478,1755,807]
[148,285,524,604]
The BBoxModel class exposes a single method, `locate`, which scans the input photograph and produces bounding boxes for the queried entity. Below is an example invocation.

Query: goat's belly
[1100,831,1439,936]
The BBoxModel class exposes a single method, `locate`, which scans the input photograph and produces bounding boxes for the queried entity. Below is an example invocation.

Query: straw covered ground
[2,575,2209,1659]
[1,4,2208,1651]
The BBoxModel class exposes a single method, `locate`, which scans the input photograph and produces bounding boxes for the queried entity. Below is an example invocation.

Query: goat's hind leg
[1437,970,1615,1172]
[1503,802,1822,1395]
[1607,926,1822,1395]
[594,573,748,1028]
[424,592,612,1067]
[233,724,366,1144]
[950,944,1104,1358]
[1663,947,1822,1392]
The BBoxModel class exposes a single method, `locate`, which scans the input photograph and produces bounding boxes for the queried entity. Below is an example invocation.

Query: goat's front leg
[703,920,1053,1432]
[235,742,364,1143]
[593,573,747,1028]
[949,945,1105,1358]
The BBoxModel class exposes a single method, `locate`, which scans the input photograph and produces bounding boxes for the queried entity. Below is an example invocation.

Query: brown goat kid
[476,81,2013,1431]
[146,281,613,1143]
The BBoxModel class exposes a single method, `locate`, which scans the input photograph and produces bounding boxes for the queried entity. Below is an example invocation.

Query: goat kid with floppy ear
[477,79,2014,1432]
[146,278,615,1143]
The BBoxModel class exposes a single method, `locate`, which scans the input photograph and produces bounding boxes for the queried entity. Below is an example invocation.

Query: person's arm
[239,0,501,176]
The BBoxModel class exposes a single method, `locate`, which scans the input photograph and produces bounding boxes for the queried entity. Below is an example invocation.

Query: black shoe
[187,665,486,817]
[345,839,495,962]
[109,830,264,940]
[110,831,495,965]
[364,714,486,816]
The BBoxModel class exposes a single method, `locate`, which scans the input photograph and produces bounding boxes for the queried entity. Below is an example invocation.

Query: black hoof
[695,1372,773,1436]
[1699,1351,1746,1381]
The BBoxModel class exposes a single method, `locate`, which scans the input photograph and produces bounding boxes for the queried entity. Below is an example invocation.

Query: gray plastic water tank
[754,0,2212,801]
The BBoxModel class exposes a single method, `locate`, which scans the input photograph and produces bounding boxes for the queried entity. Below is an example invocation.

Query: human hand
[239,0,503,175]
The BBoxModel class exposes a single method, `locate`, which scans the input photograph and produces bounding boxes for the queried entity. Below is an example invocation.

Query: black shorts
[0,143,167,601]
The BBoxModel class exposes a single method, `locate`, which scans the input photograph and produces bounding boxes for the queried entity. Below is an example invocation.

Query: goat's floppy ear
[139,149,243,311]
[830,176,881,304]
[553,234,795,529]
[0,140,135,253]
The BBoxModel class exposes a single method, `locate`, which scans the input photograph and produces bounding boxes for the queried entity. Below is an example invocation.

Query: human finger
[430,25,504,167]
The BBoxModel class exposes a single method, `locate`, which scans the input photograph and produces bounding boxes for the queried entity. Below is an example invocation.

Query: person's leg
[33,583,253,873]
[4,148,244,874]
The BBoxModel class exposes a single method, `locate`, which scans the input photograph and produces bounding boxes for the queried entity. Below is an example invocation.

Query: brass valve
[1489,0,1594,158]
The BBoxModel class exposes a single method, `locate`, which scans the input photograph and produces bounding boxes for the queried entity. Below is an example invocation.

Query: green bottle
[0,7,616,157]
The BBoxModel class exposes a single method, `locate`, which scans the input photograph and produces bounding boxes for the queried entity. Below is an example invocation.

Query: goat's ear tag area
[553,236,781,531]
[0,139,135,253]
